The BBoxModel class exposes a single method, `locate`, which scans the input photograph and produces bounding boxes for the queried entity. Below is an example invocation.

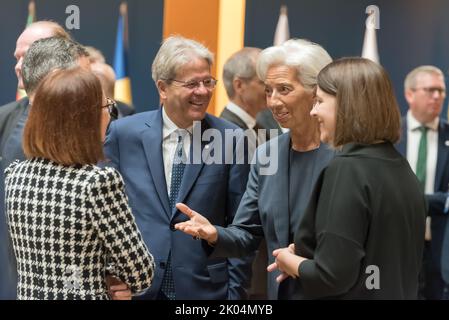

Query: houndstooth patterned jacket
[4,158,155,300]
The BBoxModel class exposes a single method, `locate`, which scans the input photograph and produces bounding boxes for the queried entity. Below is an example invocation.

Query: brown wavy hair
[23,67,104,165]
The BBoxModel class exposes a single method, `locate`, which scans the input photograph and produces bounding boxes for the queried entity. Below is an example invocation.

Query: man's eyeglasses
[162,77,218,90]
[412,87,446,97]
[102,97,118,120]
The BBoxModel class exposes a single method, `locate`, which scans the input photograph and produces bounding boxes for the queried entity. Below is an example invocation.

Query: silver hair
[22,36,89,94]
[151,35,214,84]
[404,65,444,91]
[256,38,332,90]
[222,47,261,98]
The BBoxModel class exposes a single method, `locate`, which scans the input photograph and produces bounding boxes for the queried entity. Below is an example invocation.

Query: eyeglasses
[412,87,446,96]
[102,97,118,120]
[162,77,218,90]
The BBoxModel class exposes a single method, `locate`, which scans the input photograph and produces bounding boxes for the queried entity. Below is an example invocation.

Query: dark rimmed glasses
[102,97,118,120]
[412,87,446,97]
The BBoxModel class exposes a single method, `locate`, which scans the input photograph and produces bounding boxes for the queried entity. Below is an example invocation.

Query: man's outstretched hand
[175,203,219,245]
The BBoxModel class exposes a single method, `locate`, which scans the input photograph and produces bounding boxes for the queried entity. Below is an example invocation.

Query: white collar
[407,110,439,131]
[226,102,256,129]
[162,107,192,140]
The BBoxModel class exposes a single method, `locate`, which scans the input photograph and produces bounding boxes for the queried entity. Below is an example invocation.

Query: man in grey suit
[220,47,270,299]
[0,31,89,299]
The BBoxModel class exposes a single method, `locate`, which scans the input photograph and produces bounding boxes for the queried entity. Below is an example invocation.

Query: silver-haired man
[104,35,253,300]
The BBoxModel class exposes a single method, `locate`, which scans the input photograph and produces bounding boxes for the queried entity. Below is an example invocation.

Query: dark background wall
[1,0,449,117]
[245,0,449,117]
[0,0,163,113]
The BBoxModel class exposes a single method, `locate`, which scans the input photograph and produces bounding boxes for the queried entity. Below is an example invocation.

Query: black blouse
[294,142,426,299]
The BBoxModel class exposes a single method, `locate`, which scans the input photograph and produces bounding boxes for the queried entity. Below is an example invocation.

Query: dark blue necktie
[161,133,186,300]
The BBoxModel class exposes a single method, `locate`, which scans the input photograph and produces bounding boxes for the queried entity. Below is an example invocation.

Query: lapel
[174,118,212,217]
[221,107,249,130]
[273,134,291,248]
[0,98,29,153]
[141,109,171,218]
[435,120,449,190]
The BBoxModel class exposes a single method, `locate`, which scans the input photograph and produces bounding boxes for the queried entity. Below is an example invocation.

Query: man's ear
[405,89,414,105]
[157,79,168,101]
[233,77,244,95]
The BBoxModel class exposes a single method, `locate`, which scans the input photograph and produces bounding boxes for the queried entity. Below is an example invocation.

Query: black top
[288,147,332,243]
[294,142,426,299]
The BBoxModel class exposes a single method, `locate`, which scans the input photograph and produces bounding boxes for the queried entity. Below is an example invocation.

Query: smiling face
[310,87,337,144]
[264,65,315,129]
[158,57,213,128]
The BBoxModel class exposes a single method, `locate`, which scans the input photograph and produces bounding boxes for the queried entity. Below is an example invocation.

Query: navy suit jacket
[104,108,252,299]
[396,117,449,279]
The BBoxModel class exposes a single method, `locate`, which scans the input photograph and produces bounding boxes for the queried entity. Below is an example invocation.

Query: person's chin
[188,110,207,122]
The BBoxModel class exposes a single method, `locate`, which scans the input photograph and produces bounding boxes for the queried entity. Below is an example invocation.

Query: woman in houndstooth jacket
[4,67,155,300]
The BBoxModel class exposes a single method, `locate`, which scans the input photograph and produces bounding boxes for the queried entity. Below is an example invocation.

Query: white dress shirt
[406,111,438,241]
[226,102,256,130]
[162,107,192,196]
[406,110,439,194]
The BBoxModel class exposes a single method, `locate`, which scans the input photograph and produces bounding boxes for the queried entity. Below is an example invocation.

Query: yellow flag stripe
[114,77,133,105]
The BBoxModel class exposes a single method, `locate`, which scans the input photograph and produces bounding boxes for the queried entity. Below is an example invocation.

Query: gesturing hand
[267,244,307,283]
[175,203,218,245]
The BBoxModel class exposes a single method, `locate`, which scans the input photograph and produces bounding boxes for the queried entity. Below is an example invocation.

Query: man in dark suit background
[220,48,269,142]
[396,65,449,299]
[104,36,252,300]
[0,21,74,299]
[220,47,270,299]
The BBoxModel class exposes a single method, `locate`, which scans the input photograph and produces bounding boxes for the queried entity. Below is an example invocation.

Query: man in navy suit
[104,36,252,300]
[396,65,449,299]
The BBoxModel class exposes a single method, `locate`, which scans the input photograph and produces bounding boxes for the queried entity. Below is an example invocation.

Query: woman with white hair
[174,39,334,299]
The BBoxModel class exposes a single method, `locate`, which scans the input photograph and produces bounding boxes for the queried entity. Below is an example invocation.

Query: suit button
[159,262,166,269]
[170,224,176,231]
